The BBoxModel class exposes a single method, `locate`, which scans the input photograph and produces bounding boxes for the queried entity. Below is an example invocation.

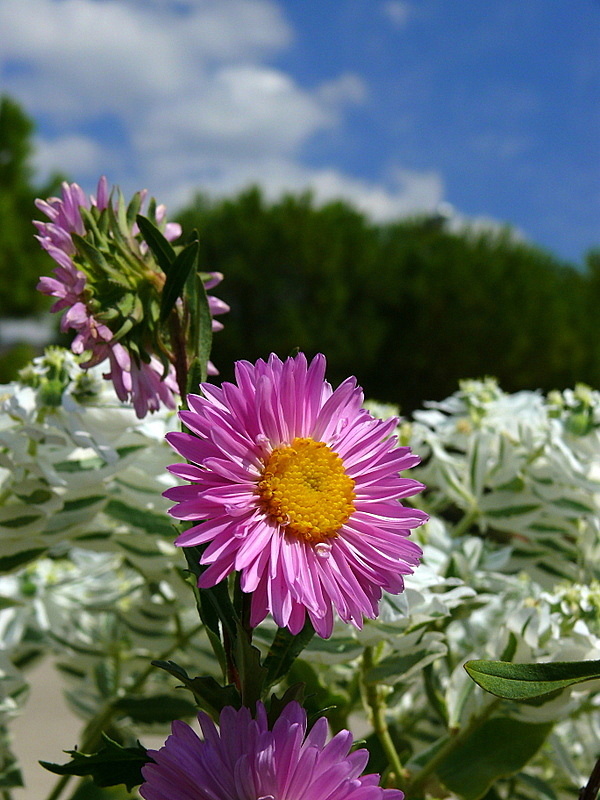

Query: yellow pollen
[258,437,356,543]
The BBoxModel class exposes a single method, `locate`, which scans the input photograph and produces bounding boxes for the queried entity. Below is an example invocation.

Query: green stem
[361,646,405,791]
[452,506,479,538]
[406,696,501,795]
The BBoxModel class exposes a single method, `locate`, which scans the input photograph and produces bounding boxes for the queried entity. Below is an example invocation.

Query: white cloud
[1,0,447,228]
[33,134,112,181]
[146,157,445,224]
[136,64,336,159]
[0,0,291,118]
[381,1,411,28]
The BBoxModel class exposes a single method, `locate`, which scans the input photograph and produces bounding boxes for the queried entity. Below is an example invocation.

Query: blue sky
[0,0,598,264]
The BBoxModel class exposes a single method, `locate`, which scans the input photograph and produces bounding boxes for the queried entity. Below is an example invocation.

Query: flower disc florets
[258,436,356,542]
[140,701,404,800]
[165,353,427,637]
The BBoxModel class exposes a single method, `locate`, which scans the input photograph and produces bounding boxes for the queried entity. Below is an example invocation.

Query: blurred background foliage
[1,94,599,410]
[178,190,600,411]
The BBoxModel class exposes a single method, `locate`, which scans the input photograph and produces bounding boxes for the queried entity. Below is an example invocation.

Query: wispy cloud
[381,1,411,28]
[0,0,442,221]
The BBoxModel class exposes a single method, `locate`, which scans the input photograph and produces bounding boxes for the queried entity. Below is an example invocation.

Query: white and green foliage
[1,363,599,798]
[0,349,213,790]
[304,380,600,798]
[0,347,180,570]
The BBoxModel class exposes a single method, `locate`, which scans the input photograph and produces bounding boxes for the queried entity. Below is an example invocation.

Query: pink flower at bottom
[165,353,426,637]
[140,702,404,800]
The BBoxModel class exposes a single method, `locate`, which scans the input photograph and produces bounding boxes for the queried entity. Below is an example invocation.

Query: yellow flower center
[258,437,356,543]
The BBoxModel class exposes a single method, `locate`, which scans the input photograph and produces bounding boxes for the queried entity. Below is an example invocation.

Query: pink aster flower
[34,177,228,416]
[165,353,426,638]
[140,701,404,800]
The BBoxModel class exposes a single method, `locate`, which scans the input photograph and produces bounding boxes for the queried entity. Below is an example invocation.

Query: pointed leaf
[435,717,553,800]
[151,660,240,716]
[266,683,306,728]
[233,624,267,708]
[464,658,600,700]
[136,214,176,275]
[40,734,149,791]
[160,240,199,322]
[183,545,239,642]
[263,618,315,689]
[190,272,213,384]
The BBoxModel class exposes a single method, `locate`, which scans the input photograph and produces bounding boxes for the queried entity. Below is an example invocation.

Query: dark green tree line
[0,96,63,317]
[177,188,599,411]
[1,95,598,407]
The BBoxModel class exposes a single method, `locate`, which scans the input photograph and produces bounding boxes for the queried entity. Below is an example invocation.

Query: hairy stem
[361,645,405,791]
[452,506,480,538]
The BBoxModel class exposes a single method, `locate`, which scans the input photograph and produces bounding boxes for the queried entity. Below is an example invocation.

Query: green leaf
[151,660,241,716]
[136,214,177,275]
[40,734,149,791]
[160,240,199,322]
[483,503,540,518]
[0,548,46,573]
[263,618,315,689]
[435,717,553,800]
[0,514,42,528]
[189,272,213,385]
[61,495,106,512]
[186,356,205,398]
[114,693,198,724]
[234,624,268,708]
[464,658,600,700]
[105,499,175,537]
[0,750,23,788]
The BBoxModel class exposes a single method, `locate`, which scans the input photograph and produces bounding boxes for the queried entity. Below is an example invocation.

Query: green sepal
[106,197,129,248]
[39,734,150,791]
[160,240,199,322]
[464,658,600,700]
[78,206,106,246]
[71,233,128,285]
[126,190,144,229]
[151,659,241,717]
[263,617,315,689]
[136,214,176,275]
